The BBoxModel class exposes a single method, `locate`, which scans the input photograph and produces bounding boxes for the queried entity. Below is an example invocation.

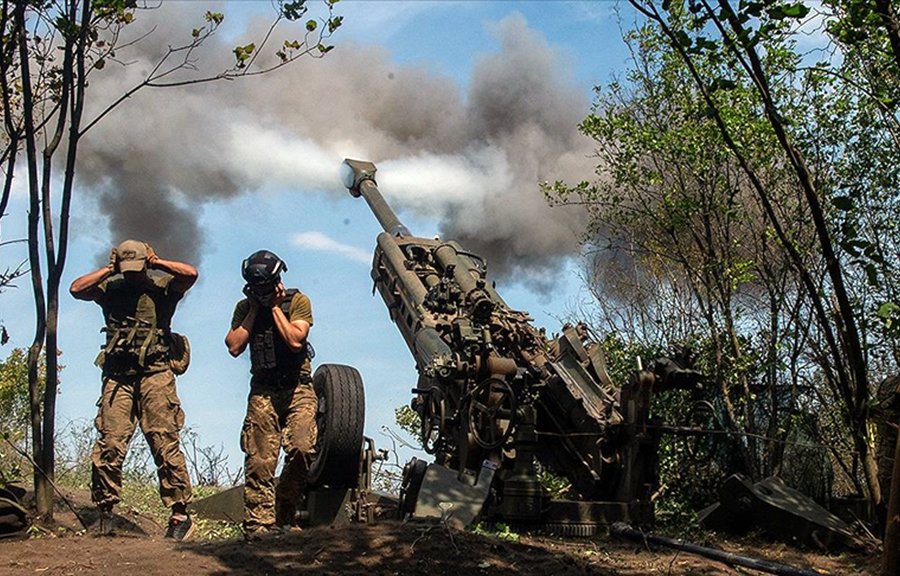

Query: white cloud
[291,230,371,264]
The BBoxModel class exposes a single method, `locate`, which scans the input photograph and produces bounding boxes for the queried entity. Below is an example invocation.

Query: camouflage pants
[241,380,317,529]
[91,369,192,509]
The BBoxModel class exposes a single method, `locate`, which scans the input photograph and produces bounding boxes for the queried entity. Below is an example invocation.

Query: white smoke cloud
[75,3,597,290]
[291,231,371,264]
[229,125,344,193]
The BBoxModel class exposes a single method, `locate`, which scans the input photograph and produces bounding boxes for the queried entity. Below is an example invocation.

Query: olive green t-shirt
[231,291,314,376]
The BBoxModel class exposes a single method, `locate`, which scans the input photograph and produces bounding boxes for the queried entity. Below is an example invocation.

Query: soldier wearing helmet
[69,239,197,541]
[225,250,316,536]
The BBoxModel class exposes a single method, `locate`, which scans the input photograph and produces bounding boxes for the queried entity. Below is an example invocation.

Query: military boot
[96,504,114,536]
[274,500,298,530]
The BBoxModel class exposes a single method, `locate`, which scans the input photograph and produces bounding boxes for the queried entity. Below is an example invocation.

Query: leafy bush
[0,348,47,482]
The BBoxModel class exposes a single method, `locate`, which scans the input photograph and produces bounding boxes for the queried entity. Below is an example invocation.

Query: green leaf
[205,11,225,25]
[306,19,318,32]
[767,2,809,20]
[831,196,853,211]
[282,0,309,21]
[781,3,810,18]
[865,264,879,287]
[742,0,764,17]
[878,302,899,319]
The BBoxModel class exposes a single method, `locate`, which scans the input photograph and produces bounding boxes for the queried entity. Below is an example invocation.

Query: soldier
[224,250,317,537]
[70,239,197,541]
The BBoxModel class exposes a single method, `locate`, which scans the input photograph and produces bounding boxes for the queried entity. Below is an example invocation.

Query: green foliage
[5,0,345,520]
[653,495,703,538]
[546,3,880,509]
[555,0,900,512]
[535,464,576,500]
[205,11,225,25]
[280,0,309,21]
[327,15,343,34]
[0,349,36,433]
[470,521,520,542]
[0,348,49,481]
[53,419,243,540]
[54,420,96,489]
[117,475,241,540]
[808,1,900,346]
[191,515,244,541]
[272,2,342,64]
[233,43,256,68]
[93,0,136,23]
[394,404,423,446]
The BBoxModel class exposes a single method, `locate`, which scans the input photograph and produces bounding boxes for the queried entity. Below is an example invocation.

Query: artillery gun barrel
[341,159,411,237]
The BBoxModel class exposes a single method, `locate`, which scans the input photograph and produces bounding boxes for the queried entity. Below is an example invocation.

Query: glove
[107,248,118,273]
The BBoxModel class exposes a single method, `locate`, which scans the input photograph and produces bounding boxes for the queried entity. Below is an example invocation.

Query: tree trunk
[16,0,53,519]
[883,422,900,576]
[41,304,58,497]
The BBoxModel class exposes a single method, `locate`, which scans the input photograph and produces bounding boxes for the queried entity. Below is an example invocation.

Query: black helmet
[241,250,287,286]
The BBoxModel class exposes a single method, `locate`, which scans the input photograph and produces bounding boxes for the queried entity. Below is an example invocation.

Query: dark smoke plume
[77,4,597,287]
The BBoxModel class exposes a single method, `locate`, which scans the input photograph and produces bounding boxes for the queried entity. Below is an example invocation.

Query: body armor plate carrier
[94,277,179,375]
[249,288,314,377]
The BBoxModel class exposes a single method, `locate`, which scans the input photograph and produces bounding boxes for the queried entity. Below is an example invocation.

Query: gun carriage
[341,159,699,531]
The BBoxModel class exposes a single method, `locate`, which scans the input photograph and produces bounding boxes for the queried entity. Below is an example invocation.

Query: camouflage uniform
[232,291,317,530]
[90,273,192,509]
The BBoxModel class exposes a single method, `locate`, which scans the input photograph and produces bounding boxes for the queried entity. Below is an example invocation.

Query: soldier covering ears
[70,239,197,541]
[225,250,317,537]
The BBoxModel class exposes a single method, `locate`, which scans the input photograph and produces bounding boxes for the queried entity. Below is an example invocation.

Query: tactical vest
[249,289,313,377]
[95,275,178,375]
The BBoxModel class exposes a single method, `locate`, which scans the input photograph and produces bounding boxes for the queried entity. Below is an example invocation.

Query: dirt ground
[0,490,883,576]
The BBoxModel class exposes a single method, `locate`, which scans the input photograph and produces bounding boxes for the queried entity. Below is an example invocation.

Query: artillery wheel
[307,363,366,488]
[467,377,516,450]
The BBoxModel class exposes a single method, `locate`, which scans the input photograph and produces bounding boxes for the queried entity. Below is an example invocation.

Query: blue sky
[0,1,641,477]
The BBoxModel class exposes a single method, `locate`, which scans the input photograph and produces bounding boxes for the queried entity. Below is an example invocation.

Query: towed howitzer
[341,159,701,529]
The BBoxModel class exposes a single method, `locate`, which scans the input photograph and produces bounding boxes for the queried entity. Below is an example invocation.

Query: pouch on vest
[249,290,313,373]
[168,332,191,375]
[94,316,165,371]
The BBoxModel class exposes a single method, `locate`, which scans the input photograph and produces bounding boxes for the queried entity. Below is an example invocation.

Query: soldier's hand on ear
[108,248,119,273]
[271,283,287,308]
[242,283,257,302]
[144,243,159,268]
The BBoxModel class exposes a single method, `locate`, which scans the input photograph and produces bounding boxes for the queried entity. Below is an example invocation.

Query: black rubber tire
[307,363,366,489]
